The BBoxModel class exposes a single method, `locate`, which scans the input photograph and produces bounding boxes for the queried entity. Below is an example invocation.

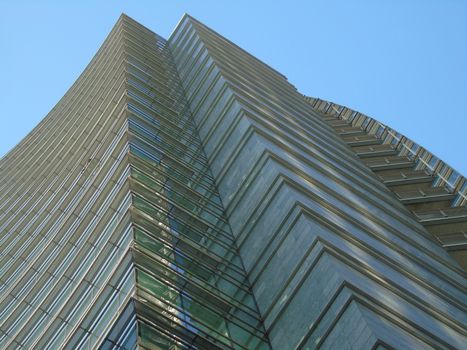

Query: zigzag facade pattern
[305,97,467,269]
[169,15,467,350]
[0,13,465,350]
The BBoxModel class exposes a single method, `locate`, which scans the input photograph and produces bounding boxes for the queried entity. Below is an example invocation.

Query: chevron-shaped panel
[169,15,467,350]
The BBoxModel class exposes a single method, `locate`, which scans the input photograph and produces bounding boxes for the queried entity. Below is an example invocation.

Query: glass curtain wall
[122,17,270,350]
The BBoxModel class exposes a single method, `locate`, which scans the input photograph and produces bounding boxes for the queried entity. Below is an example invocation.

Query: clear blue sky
[1,0,466,175]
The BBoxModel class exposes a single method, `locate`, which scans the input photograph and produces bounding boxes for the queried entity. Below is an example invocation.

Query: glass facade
[0,13,465,350]
[308,96,467,268]
[123,17,269,349]
[0,15,269,350]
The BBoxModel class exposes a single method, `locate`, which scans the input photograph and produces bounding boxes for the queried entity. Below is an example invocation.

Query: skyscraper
[0,14,465,350]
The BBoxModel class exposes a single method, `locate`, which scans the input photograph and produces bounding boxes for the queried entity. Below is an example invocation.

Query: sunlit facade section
[307,97,467,269]
[170,14,467,350]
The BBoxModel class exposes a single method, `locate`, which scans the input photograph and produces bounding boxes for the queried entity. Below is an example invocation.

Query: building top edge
[168,13,290,83]
[305,96,467,206]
